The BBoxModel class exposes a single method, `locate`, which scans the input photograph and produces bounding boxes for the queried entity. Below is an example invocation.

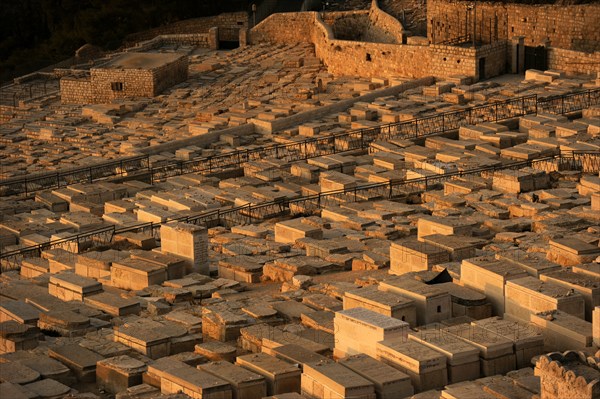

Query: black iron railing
[2,150,599,271]
[1,92,543,197]
[3,89,598,198]
[537,89,600,115]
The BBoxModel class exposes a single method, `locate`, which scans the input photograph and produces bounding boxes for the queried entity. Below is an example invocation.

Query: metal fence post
[415,119,418,138]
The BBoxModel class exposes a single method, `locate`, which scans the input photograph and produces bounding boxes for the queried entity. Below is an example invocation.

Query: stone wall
[124,12,248,45]
[90,69,155,103]
[152,56,189,96]
[427,0,600,52]
[547,48,600,76]
[364,0,405,44]
[476,41,507,80]
[319,0,405,44]
[322,11,370,42]
[125,34,210,53]
[314,14,489,79]
[60,78,94,105]
[249,12,315,44]
[535,351,600,399]
[250,11,502,81]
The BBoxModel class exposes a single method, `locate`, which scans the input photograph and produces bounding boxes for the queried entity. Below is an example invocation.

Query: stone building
[60,52,188,104]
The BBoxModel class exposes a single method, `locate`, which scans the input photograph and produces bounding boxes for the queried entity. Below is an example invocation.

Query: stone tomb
[129,249,186,280]
[84,292,141,317]
[343,286,417,327]
[23,379,72,398]
[218,256,263,283]
[389,239,450,275]
[37,309,93,337]
[504,276,586,322]
[195,341,238,363]
[262,344,328,371]
[547,238,600,267]
[534,351,600,399]
[0,321,40,353]
[110,258,167,291]
[113,323,171,359]
[275,219,323,244]
[417,216,474,240]
[408,326,480,384]
[152,358,232,399]
[48,272,103,302]
[236,353,301,396]
[20,258,50,278]
[301,359,376,399]
[48,343,104,382]
[1,352,73,386]
[376,338,448,393]
[539,269,600,321]
[75,249,128,280]
[338,354,414,399]
[460,257,529,315]
[530,310,594,351]
[198,361,267,399]
[0,300,40,325]
[161,222,209,275]
[444,323,516,377]
[96,355,147,394]
[471,317,544,368]
[435,282,492,320]
[379,278,451,326]
[420,234,485,262]
[334,307,409,359]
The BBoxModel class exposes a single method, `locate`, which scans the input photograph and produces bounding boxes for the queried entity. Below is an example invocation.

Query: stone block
[110,258,167,291]
[48,272,103,302]
[96,355,147,394]
[301,359,376,399]
[390,239,450,275]
[161,222,209,275]
[376,339,447,393]
[460,256,529,315]
[236,353,301,396]
[408,327,480,384]
[48,343,104,382]
[338,354,414,399]
[343,286,417,327]
[275,219,322,244]
[379,278,452,326]
[505,276,586,323]
[198,361,267,399]
[334,307,409,359]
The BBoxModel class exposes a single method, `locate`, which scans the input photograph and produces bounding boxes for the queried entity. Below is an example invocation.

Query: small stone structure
[61,52,188,104]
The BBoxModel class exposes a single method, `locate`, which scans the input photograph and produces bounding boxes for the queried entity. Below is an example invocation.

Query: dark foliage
[0,0,250,82]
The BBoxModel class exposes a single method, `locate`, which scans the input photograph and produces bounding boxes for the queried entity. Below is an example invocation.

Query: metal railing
[0,92,544,197]
[2,150,599,271]
[537,89,600,115]
[2,89,598,198]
